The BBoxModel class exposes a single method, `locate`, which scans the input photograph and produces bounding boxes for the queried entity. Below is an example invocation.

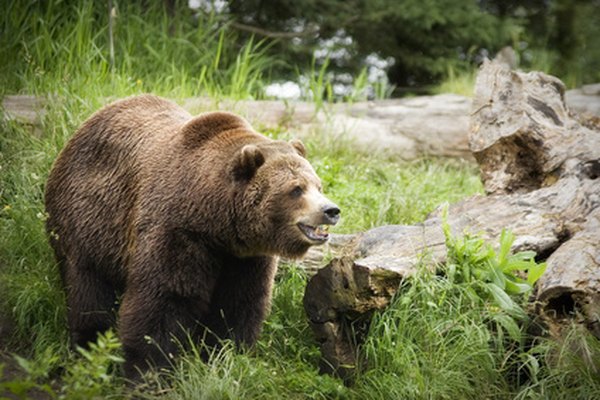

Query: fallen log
[184,94,473,159]
[303,60,600,379]
[535,207,600,339]
[4,83,598,159]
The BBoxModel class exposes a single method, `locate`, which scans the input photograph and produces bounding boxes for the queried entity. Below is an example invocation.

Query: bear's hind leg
[64,260,119,347]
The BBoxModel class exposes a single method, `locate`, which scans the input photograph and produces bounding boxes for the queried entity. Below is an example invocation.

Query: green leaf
[488,261,506,290]
[13,355,33,374]
[502,259,534,272]
[527,261,548,285]
[497,229,514,268]
[492,313,522,342]
[447,263,456,282]
[504,279,532,295]
[465,286,481,304]
[521,353,541,381]
[463,262,471,282]
[485,283,524,317]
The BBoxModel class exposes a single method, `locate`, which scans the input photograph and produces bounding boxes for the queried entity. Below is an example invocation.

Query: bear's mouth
[297,223,330,243]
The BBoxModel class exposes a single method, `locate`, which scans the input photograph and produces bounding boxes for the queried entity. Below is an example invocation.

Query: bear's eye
[290,186,304,198]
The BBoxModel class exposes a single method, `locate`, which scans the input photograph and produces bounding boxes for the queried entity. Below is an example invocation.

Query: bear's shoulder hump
[180,111,252,149]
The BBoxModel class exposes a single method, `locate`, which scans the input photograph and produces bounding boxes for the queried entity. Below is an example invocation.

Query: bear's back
[60,95,190,168]
[45,95,191,285]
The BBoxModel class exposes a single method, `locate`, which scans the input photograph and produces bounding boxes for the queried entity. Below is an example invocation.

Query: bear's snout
[295,195,340,245]
[322,204,341,225]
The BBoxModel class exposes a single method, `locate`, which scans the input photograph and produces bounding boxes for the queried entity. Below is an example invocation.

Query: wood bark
[303,60,600,379]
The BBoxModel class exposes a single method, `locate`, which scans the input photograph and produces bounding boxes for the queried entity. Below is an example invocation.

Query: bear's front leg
[119,285,211,380]
[203,256,278,348]
[119,229,218,380]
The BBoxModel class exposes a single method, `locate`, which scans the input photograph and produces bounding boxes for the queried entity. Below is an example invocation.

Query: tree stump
[303,60,600,379]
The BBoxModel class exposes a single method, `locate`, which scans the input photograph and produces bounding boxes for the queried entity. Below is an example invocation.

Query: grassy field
[2,2,600,399]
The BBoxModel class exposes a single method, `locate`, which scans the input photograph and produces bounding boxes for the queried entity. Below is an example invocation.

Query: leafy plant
[441,206,547,324]
[0,362,56,400]
[300,56,334,110]
[355,212,547,398]
[346,67,368,103]
[61,330,124,399]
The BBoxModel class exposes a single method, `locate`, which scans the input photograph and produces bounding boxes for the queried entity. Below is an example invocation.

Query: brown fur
[45,95,339,379]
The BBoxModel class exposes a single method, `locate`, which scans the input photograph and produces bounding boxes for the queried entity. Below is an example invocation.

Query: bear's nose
[323,205,341,225]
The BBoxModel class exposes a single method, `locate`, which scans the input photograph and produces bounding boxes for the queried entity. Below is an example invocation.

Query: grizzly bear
[45,94,340,379]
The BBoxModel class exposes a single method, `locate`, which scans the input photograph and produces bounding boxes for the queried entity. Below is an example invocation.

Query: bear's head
[232,138,340,258]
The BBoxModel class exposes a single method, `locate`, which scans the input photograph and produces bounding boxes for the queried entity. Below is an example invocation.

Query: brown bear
[45,94,340,379]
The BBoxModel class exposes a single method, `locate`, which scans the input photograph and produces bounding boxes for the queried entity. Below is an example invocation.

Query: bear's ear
[235,144,265,180]
[289,139,306,158]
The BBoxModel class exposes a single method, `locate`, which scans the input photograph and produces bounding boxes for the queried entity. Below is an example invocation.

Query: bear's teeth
[315,225,329,236]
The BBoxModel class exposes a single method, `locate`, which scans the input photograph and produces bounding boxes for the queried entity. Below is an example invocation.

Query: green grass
[2,2,600,399]
[313,154,481,233]
[433,46,595,96]
[433,66,476,97]
[0,0,273,99]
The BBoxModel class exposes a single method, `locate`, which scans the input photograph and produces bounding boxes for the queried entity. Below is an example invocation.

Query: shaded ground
[0,301,53,399]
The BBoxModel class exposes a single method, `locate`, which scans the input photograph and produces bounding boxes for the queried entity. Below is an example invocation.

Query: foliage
[0,362,56,400]
[0,0,272,99]
[514,323,600,399]
[61,330,125,399]
[433,66,477,96]
[353,223,593,399]
[313,153,482,233]
[481,0,600,86]
[356,270,513,398]
[442,208,547,325]
[0,331,124,400]
[304,56,334,110]
[227,0,599,89]
[354,271,600,399]
[348,0,517,88]
[0,117,68,365]
[226,0,517,88]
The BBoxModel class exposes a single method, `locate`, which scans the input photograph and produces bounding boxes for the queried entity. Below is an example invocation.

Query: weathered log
[535,207,600,339]
[1,95,45,125]
[303,256,403,380]
[470,61,600,195]
[565,83,600,118]
[184,94,473,159]
[3,93,473,158]
[1,95,46,136]
[303,60,600,379]
[303,177,598,379]
[4,85,598,158]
